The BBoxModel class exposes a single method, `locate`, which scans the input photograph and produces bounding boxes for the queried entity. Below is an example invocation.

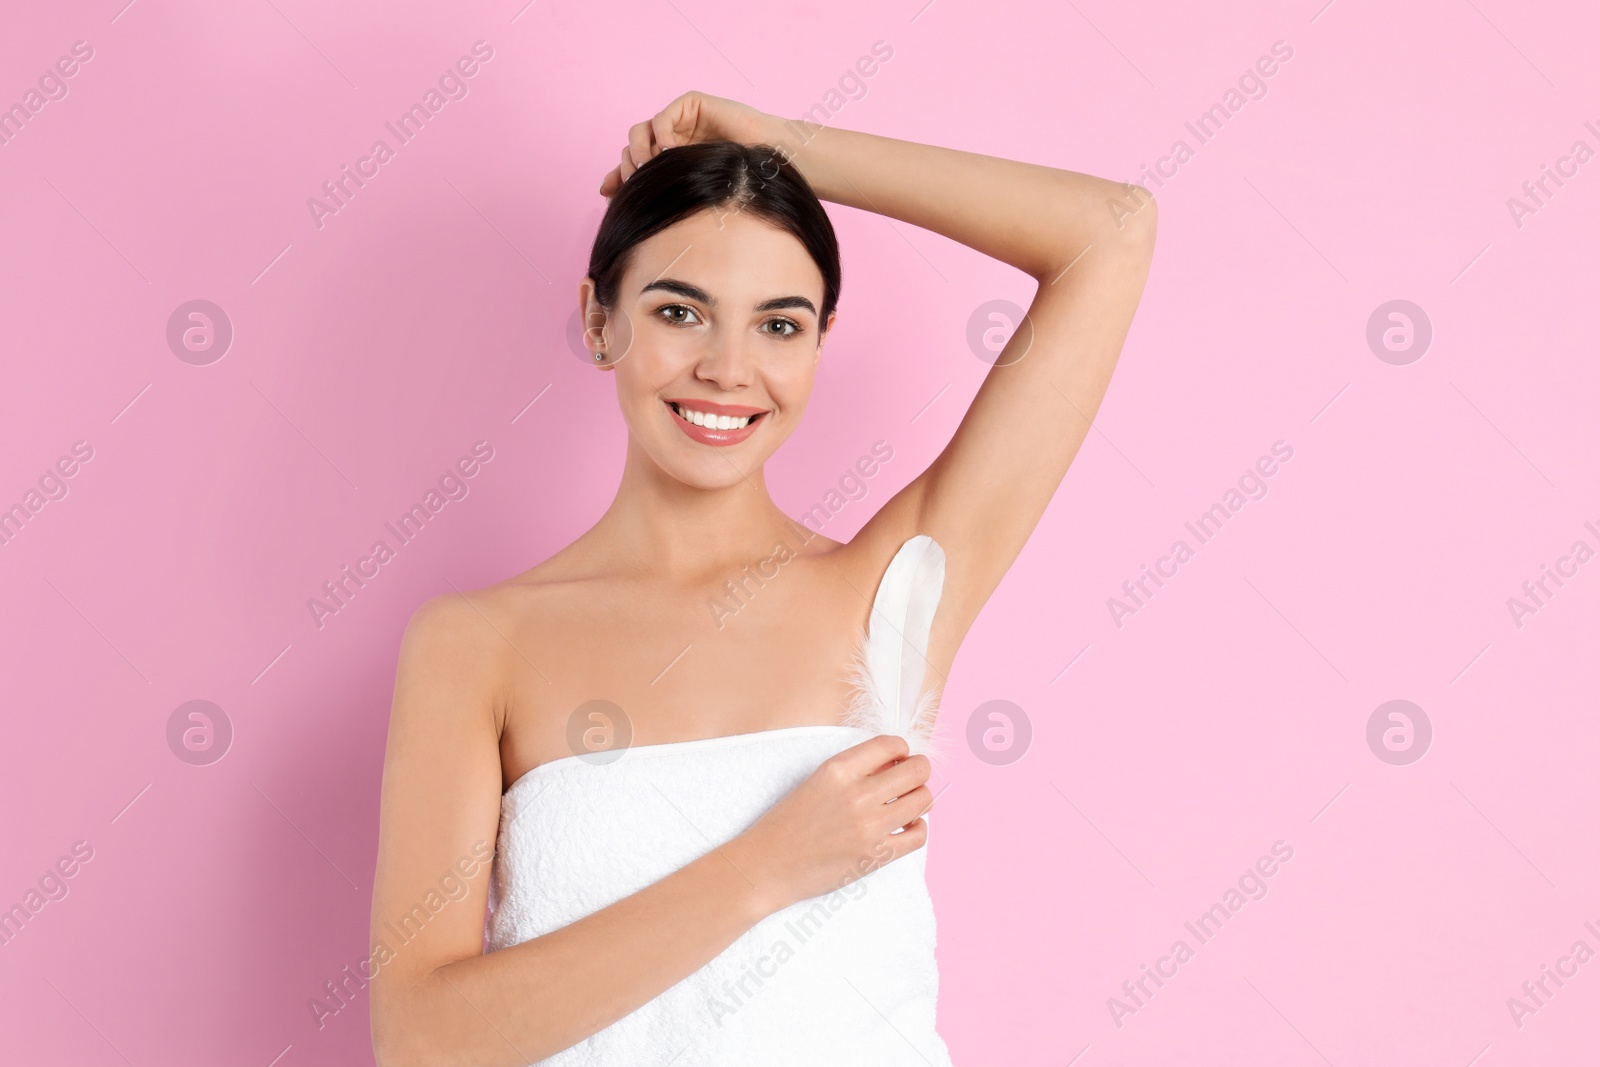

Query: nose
[693,329,757,392]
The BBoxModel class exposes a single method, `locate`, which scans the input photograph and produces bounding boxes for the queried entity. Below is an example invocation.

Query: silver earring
[594,350,605,362]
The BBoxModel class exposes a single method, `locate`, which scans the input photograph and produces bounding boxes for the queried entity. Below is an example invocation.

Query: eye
[656,303,702,326]
[762,317,803,338]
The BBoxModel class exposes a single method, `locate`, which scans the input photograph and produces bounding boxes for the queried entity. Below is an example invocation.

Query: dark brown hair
[587,141,841,326]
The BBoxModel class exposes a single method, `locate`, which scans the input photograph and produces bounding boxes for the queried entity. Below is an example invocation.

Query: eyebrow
[640,278,817,317]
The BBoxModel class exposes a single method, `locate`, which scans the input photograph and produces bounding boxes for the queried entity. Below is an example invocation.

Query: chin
[656,442,770,488]
[672,464,754,490]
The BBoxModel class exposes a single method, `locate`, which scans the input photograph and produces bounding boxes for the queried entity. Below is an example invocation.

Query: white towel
[487,536,954,1066]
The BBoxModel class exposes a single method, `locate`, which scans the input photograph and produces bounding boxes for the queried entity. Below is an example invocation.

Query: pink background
[3,0,1598,1063]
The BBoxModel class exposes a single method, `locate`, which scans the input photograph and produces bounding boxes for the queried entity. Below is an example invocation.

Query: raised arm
[368,594,935,1066]
[769,115,1158,653]
[603,91,1156,656]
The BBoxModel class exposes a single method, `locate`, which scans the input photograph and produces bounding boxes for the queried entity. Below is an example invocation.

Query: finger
[598,165,621,197]
[836,733,911,776]
[654,91,698,150]
[627,120,656,169]
[885,817,929,860]
[856,814,928,877]
[652,106,680,152]
[616,143,637,184]
[869,752,931,802]
[875,784,933,835]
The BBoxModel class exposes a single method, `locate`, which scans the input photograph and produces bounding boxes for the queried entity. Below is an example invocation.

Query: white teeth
[673,403,753,430]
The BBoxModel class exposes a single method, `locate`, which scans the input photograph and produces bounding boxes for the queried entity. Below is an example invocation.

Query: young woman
[368,91,1156,1066]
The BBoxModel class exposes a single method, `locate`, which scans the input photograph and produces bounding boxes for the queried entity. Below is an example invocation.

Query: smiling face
[581,206,835,489]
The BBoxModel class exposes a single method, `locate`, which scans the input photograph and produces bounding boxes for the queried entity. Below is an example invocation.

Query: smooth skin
[369,91,1156,1066]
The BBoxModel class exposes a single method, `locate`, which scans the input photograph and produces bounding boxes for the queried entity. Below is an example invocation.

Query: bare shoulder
[402,542,592,648]
[385,545,605,764]
[387,596,502,754]
[399,587,511,679]
[391,557,577,734]
[372,578,545,996]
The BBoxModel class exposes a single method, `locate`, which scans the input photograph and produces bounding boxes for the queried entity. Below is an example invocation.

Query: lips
[662,397,769,447]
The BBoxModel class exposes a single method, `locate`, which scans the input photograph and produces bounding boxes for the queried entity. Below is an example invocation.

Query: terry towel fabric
[486,534,954,1066]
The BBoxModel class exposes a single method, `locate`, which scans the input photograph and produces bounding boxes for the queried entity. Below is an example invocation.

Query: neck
[588,436,815,581]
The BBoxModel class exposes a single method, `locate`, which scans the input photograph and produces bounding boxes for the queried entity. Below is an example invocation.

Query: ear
[816,309,837,358]
[578,277,610,366]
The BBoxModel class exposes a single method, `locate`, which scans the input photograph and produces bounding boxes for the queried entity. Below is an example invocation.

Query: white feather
[840,534,948,764]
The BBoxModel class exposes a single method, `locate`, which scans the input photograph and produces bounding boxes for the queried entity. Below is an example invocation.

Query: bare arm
[772,117,1158,654]
[368,595,932,1066]
[368,594,772,1066]
[602,92,1158,659]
